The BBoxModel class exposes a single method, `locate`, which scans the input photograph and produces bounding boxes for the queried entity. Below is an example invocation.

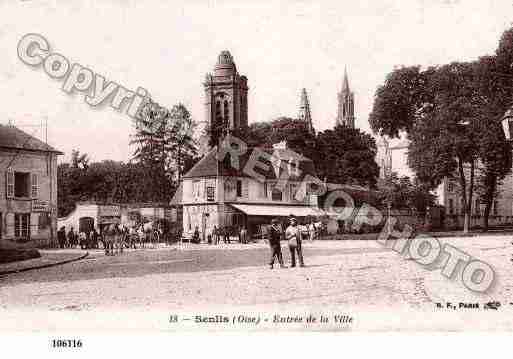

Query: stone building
[435,164,513,229]
[180,146,320,240]
[0,124,62,247]
[204,50,248,143]
[335,68,355,128]
[57,202,169,234]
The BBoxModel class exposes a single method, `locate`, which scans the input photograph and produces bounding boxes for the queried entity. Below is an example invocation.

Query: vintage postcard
[1,0,513,347]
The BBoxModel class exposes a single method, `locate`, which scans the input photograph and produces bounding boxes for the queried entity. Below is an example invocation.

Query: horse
[142,221,162,248]
[104,224,123,256]
[126,226,139,249]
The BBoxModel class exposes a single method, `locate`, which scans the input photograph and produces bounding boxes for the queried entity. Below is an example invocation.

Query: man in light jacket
[285,217,305,268]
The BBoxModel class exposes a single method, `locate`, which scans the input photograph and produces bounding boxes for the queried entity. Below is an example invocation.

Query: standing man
[285,217,305,268]
[213,225,219,245]
[269,218,285,269]
[67,227,75,248]
[57,226,66,249]
[308,221,316,241]
[240,226,247,244]
[222,226,229,244]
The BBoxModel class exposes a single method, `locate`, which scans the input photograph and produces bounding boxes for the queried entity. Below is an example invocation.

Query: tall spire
[336,67,355,128]
[298,88,314,134]
[341,66,350,93]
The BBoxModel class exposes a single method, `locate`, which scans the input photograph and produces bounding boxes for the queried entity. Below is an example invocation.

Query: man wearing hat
[285,216,305,267]
[269,218,285,269]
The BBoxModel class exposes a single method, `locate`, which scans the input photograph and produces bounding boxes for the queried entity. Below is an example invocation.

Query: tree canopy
[369,27,513,231]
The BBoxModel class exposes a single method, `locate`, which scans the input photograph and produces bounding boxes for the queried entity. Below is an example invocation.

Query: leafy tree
[71,150,89,170]
[371,27,513,232]
[315,125,379,188]
[370,61,511,232]
[167,104,199,181]
[243,118,378,188]
[131,100,198,202]
[378,172,435,213]
[243,117,316,154]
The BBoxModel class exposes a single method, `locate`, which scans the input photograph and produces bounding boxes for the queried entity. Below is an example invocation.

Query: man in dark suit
[269,218,285,269]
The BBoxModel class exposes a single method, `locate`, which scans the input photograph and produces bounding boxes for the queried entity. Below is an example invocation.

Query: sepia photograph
[1,1,513,352]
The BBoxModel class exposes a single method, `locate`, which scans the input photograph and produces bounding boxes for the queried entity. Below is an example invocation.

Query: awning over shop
[230,204,324,217]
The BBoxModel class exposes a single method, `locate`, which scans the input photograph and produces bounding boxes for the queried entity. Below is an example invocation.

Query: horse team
[103,222,163,255]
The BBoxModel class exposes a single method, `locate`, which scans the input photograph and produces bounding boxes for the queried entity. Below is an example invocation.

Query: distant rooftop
[0,124,63,154]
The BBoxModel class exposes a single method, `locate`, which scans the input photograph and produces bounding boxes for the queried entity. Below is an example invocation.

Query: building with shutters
[180,144,321,241]
[0,124,62,247]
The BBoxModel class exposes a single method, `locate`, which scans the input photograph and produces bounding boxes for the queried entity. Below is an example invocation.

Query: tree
[371,62,494,233]
[71,149,89,170]
[316,125,379,188]
[371,27,513,232]
[243,117,316,152]
[167,104,198,182]
[131,100,198,202]
[377,172,435,213]
[473,55,513,230]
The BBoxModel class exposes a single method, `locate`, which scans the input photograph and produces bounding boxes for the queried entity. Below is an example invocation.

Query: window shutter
[31,173,39,198]
[242,179,249,198]
[6,168,14,199]
[30,213,38,237]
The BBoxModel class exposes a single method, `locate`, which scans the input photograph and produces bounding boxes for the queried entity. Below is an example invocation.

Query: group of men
[56,223,164,252]
[268,216,306,269]
[193,225,249,244]
[57,226,100,249]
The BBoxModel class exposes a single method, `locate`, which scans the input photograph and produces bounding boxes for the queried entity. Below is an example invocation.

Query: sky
[0,0,512,172]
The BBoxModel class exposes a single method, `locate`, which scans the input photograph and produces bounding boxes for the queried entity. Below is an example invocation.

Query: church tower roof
[298,88,314,134]
[214,50,237,76]
[336,67,356,128]
[341,67,350,93]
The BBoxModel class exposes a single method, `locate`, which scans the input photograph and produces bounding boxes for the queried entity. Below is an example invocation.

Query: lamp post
[501,106,513,141]
[501,106,513,228]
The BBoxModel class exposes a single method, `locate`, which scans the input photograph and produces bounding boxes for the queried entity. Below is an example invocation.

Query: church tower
[298,88,314,134]
[204,51,248,144]
[336,68,355,128]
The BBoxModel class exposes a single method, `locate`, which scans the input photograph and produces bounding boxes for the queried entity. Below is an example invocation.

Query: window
[215,101,221,123]
[272,187,283,201]
[14,172,30,198]
[38,212,50,230]
[206,186,215,201]
[295,160,300,176]
[448,199,454,215]
[290,183,298,201]
[31,173,38,198]
[261,182,268,198]
[224,100,229,126]
[6,169,14,198]
[447,181,454,193]
[236,180,242,197]
[192,180,201,200]
[493,201,498,216]
[14,213,30,239]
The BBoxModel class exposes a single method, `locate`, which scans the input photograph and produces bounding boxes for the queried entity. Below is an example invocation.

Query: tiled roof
[170,182,183,206]
[182,146,316,180]
[182,148,218,178]
[0,124,63,154]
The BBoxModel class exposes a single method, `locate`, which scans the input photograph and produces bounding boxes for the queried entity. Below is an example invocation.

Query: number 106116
[51,339,83,348]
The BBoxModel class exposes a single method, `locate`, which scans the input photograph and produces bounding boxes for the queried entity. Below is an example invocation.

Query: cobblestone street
[1,235,512,330]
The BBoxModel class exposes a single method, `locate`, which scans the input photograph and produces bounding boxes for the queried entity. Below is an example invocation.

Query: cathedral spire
[341,66,350,93]
[336,67,355,128]
[298,88,314,134]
